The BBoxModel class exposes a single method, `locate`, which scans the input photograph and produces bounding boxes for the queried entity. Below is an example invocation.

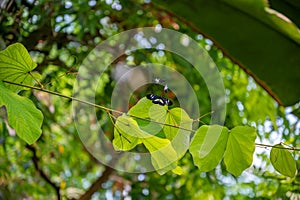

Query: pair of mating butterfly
[146,78,173,106]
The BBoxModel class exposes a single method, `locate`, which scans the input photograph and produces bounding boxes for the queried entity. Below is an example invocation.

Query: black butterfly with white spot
[146,94,173,106]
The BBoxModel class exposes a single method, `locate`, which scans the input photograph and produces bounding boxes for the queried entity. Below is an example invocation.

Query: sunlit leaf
[164,108,193,159]
[0,43,41,92]
[128,97,166,119]
[142,134,177,175]
[135,119,165,138]
[172,166,183,175]
[190,125,229,172]
[112,114,178,175]
[129,97,166,136]
[0,81,43,144]
[129,97,193,160]
[112,115,142,151]
[270,144,297,178]
[164,108,192,139]
[224,126,256,176]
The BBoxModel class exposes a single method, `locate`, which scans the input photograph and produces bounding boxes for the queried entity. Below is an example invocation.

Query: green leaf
[0,43,40,92]
[129,98,193,159]
[112,114,178,174]
[142,134,177,175]
[224,126,256,176]
[153,0,300,106]
[164,108,192,140]
[114,98,193,174]
[128,97,166,119]
[164,108,193,159]
[112,115,142,151]
[172,166,183,175]
[0,81,43,144]
[128,97,167,136]
[190,125,229,172]
[270,144,297,178]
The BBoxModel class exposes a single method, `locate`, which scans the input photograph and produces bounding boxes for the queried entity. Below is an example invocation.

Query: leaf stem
[3,80,122,114]
[256,143,300,151]
[29,71,44,89]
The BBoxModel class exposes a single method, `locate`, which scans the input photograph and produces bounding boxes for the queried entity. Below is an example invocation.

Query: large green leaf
[142,134,178,175]
[164,108,193,159]
[153,0,300,106]
[0,43,41,92]
[269,0,300,28]
[190,125,229,172]
[270,144,297,178]
[224,126,256,176]
[0,81,43,144]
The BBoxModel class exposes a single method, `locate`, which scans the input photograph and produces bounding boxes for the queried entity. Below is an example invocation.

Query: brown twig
[25,144,61,200]
[78,166,114,200]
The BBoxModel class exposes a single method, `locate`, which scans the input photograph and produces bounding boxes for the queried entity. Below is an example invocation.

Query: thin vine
[3,80,300,152]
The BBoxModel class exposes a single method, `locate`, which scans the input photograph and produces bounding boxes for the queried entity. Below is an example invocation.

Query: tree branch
[78,166,114,200]
[25,144,61,200]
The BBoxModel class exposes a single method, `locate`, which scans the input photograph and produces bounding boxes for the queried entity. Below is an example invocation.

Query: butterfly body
[146,94,173,106]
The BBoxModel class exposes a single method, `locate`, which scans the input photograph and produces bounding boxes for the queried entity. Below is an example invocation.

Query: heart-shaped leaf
[128,97,167,137]
[0,43,41,92]
[190,125,229,172]
[224,126,256,176]
[270,144,297,178]
[164,107,193,159]
[0,81,43,144]
[142,134,177,175]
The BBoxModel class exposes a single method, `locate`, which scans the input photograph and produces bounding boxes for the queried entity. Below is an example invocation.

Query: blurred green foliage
[0,0,299,199]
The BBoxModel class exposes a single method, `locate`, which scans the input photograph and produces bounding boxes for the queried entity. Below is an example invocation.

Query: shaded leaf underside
[153,0,300,106]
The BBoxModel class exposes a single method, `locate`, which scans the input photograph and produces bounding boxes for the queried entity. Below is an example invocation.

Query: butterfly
[146,94,173,106]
